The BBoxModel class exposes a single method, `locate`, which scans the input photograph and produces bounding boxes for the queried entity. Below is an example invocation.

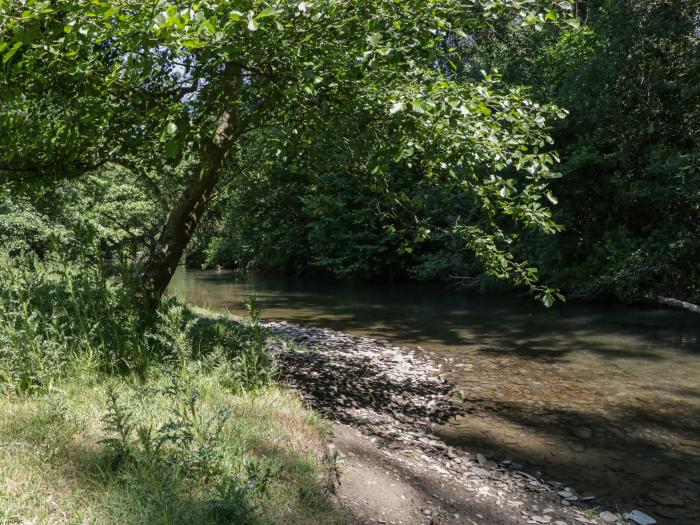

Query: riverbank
[263,319,665,525]
[0,296,675,524]
[169,269,700,524]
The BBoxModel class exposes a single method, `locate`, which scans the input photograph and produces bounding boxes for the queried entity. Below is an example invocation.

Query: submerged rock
[627,510,656,525]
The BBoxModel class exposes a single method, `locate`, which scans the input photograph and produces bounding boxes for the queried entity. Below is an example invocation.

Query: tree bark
[656,296,700,315]
[141,109,239,311]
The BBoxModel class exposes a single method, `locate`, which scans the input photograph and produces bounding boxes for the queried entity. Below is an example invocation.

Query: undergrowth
[0,251,346,524]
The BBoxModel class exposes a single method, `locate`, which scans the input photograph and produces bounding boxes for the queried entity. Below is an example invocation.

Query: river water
[168,269,700,524]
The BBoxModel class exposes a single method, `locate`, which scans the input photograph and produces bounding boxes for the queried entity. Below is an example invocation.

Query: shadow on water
[439,398,700,524]
[168,269,700,524]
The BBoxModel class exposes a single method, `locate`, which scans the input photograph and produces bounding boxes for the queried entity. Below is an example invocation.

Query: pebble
[599,510,618,523]
[558,490,577,500]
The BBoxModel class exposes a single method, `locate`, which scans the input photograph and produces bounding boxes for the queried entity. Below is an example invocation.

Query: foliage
[0,250,276,392]
[0,253,337,523]
[0,250,148,391]
[468,0,700,301]
[1,0,577,305]
[100,377,269,524]
[0,167,164,260]
[198,0,700,304]
[0,371,342,524]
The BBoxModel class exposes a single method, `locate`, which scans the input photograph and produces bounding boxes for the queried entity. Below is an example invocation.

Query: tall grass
[0,251,149,392]
[0,251,277,393]
[0,251,346,524]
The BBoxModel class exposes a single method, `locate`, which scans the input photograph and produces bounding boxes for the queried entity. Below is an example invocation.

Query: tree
[1,0,574,309]
[464,0,700,302]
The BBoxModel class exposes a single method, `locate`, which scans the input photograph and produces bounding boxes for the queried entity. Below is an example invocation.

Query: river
[168,269,700,524]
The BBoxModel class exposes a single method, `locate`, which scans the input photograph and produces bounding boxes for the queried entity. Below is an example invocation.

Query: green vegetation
[0,0,697,519]
[189,0,700,304]
[1,0,576,307]
[465,0,700,302]
[0,253,344,524]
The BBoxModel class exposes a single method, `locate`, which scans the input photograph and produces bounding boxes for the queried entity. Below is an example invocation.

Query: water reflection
[168,269,700,524]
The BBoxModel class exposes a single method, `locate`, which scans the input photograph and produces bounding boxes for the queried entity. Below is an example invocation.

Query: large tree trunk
[141,109,239,311]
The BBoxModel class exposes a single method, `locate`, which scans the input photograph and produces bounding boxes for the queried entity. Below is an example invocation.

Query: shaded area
[168,269,700,524]
[278,350,459,427]
[438,397,700,524]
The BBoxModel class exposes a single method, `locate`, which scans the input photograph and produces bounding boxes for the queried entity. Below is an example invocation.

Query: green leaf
[203,19,217,34]
[565,18,581,29]
[182,40,204,48]
[2,42,22,64]
[255,8,277,19]
[164,140,180,158]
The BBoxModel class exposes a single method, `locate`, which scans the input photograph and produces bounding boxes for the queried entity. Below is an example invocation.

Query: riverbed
[168,269,700,524]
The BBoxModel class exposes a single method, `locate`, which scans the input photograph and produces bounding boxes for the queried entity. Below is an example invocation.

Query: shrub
[0,251,148,392]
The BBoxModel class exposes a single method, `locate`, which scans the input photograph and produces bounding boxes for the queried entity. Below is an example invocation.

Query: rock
[471,466,489,477]
[573,427,592,439]
[599,510,618,523]
[476,453,488,466]
[628,510,656,525]
[532,515,552,523]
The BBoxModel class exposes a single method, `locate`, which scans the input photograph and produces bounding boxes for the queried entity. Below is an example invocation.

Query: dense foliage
[195,0,700,303]
[468,0,700,301]
[1,0,696,306]
[1,0,576,306]
[0,251,343,523]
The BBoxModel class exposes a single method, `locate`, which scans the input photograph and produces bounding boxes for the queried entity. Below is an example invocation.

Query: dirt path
[333,423,532,525]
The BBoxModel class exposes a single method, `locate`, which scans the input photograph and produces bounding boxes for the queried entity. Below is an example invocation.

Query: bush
[0,251,277,394]
[100,377,271,524]
[0,251,148,391]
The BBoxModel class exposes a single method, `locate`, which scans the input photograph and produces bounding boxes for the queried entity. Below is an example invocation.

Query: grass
[0,376,346,524]
[0,251,349,524]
